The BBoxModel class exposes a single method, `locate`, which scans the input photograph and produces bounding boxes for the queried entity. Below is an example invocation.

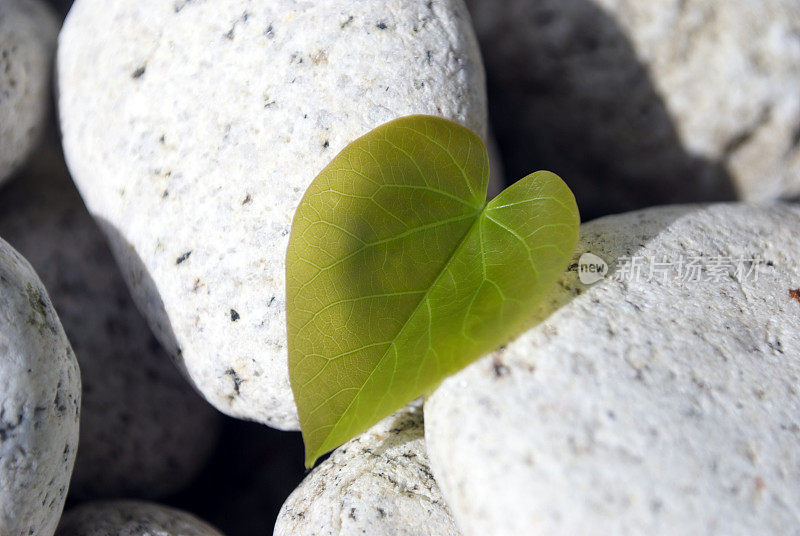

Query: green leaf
[286,115,580,466]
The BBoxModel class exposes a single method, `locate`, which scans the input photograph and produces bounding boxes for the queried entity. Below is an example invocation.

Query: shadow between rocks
[43,0,73,20]
[164,418,306,536]
[471,0,738,220]
[93,218,188,375]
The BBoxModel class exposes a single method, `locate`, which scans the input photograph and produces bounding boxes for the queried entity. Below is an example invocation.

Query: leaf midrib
[312,201,488,460]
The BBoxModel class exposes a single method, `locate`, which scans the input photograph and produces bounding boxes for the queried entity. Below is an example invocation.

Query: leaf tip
[304,447,323,469]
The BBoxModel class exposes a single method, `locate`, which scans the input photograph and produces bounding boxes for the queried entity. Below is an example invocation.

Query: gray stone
[425,203,800,535]
[58,0,487,429]
[0,139,221,499]
[56,501,224,536]
[0,0,58,186]
[275,405,461,536]
[0,237,80,536]
[467,0,800,217]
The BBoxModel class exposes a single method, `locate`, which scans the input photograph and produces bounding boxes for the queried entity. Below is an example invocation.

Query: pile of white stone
[1,0,798,535]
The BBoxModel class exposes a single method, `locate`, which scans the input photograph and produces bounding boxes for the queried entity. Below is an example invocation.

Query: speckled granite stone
[0,140,221,499]
[426,204,800,536]
[58,0,487,429]
[56,501,225,536]
[0,237,80,536]
[0,0,58,186]
[275,405,461,536]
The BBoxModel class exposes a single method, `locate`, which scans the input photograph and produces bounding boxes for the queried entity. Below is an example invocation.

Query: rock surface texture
[274,405,461,536]
[466,0,800,217]
[0,238,80,536]
[426,204,800,536]
[0,0,59,186]
[58,0,487,429]
[56,501,225,536]
[0,140,221,499]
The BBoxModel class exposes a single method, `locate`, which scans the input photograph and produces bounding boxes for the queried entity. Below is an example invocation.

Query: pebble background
[0,1,795,535]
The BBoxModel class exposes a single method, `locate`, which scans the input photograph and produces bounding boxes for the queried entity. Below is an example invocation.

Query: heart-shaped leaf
[287,115,579,466]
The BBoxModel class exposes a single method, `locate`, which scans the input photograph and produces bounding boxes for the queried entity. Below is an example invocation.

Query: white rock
[466,0,800,215]
[56,501,224,536]
[58,0,487,429]
[275,405,461,536]
[0,0,58,186]
[0,238,80,536]
[0,140,221,499]
[425,204,800,536]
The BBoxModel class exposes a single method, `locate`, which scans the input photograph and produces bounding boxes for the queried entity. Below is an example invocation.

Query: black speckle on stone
[225,12,249,40]
[322,140,330,149]
[242,193,252,204]
[767,260,774,267]
[492,357,510,378]
[174,0,192,13]
[376,21,388,30]
[264,24,274,38]
[131,65,146,79]
[341,15,354,29]
[161,189,169,198]
[377,507,386,518]
[230,309,240,322]
[0,409,24,442]
[426,50,433,64]
[349,508,357,520]
[176,251,192,264]
[268,296,276,307]
[54,382,67,413]
[427,1,433,9]
[225,368,244,395]
[159,134,166,144]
